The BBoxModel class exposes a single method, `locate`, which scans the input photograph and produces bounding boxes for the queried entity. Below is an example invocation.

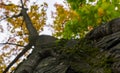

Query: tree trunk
[12,16,120,73]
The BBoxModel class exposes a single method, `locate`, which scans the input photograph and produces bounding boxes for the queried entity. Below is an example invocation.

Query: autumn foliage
[0,0,48,72]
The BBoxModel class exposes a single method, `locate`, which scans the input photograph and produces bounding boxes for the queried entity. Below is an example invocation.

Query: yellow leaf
[10,67,16,72]
[97,18,102,24]
[18,41,24,45]
[17,31,23,36]
[23,37,29,43]
[98,8,104,16]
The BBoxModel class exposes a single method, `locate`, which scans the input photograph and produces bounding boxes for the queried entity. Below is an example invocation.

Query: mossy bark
[13,18,120,73]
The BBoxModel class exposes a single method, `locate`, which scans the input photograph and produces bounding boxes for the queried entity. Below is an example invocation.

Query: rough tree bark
[13,18,120,73]
[16,18,120,73]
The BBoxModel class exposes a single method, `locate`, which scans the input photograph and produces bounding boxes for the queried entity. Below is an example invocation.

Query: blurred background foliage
[53,0,120,39]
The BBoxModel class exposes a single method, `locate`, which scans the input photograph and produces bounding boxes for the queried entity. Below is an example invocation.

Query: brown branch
[3,43,32,73]
[0,3,22,8]
[0,43,24,47]
[0,13,21,21]
[3,0,40,72]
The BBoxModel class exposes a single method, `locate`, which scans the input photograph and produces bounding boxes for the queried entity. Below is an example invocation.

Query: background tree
[0,0,47,72]
[52,0,120,39]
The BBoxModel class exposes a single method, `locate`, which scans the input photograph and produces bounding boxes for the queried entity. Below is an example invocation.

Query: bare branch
[0,3,22,8]
[20,0,24,8]
[0,13,21,21]
[0,43,24,47]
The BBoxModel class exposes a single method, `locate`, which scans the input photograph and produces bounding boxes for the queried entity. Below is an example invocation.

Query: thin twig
[0,13,21,21]
[0,43,25,47]
[0,3,22,8]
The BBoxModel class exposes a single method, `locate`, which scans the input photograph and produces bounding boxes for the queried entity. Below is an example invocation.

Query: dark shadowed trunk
[13,18,120,73]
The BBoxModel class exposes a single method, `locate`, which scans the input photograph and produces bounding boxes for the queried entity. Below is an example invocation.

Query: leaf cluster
[0,1,48,72]
[53,0,120,39]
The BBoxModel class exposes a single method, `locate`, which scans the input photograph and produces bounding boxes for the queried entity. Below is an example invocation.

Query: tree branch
[3,43,32,73]
[0,43,24,47]
[3,0,39,72]
[0,13,21,21]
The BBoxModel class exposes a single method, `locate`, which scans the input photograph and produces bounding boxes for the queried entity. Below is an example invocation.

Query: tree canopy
[52,0,120,38]
[0,0,120,72]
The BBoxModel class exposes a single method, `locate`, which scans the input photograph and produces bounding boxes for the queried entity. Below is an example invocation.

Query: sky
[36,0,67,35]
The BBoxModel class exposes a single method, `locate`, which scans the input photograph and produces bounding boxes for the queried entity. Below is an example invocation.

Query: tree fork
[20,0,39,43]
[3,0,39,73]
